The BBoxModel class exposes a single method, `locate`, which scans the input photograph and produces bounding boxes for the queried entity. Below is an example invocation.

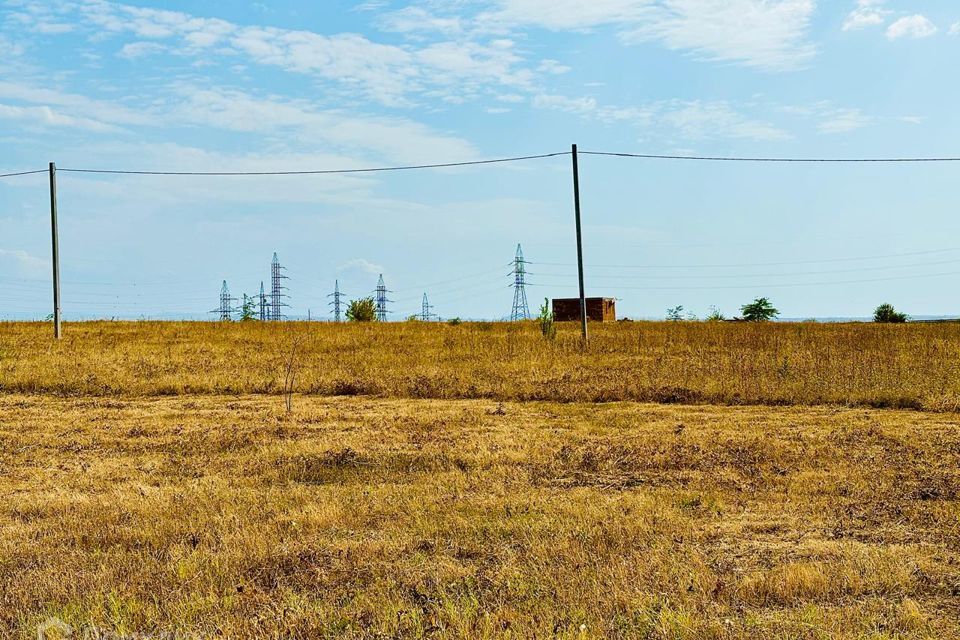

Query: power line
[52,152,570,177]
[0,169,47,178]
[6,146,960,180]
[580,150,960,163]
[526,257,960,281]
[528,247,960,270]
[528,269,960,291]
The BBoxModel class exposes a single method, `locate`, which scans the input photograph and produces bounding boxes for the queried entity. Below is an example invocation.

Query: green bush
[740,297,779,322]
[346,298,377,322]
[874,303,908,323]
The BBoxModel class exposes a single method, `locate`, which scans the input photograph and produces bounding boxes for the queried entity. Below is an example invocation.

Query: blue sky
[1,0,959,320]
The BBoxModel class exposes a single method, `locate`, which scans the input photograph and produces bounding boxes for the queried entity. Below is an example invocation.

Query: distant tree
[666,305,685,321]
[346,297,377,322]
[740,297,779,322]
[447,317,463,326]
[706,306,725,322]
[240,294,257,321]
[874,303,908,323]
[538,298,556,340]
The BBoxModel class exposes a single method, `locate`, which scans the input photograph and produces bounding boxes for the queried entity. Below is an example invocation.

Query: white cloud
[0,103,124,133]
[0,80,478,166]
[0,249,49,278]
[378,7,463,33]
[886,15,938,40]
[816,107,872,134]
[483,0,650,30]
[533,94,790,141]
[659,100,791,141]
[32,22,75,34]
[950,22,960,36]
[118,41,167,58]
[533,93,598,115]
[482,0,816,71]
[0,81,153,126]
[842,0,890,31]
[537,59,571,74]
[337,258,385,277]
[0,35,25,57]
[621,0,816,71]
[414,40,533,92]
[24,1,539,106]
[168,87,478,164]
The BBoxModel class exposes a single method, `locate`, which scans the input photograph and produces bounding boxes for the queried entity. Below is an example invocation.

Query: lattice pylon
[328,279,345,322]
[374,274,392,322]
[510,244,531,321]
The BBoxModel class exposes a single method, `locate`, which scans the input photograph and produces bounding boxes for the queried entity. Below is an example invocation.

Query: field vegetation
[3,321,960,410]
[1,321,959,638]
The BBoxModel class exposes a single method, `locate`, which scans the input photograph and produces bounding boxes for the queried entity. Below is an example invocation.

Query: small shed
[552,297,616,323]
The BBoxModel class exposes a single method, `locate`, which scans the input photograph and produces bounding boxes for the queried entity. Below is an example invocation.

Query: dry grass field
[3,320,960,409]
[1,321,959,638]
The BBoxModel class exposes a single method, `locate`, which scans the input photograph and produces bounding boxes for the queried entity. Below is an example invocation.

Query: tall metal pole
[48,162,61,339]
[571,144,587,342]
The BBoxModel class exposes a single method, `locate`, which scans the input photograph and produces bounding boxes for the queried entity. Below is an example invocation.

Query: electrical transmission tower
[374,274,392,322]
[269,252,289,321]
[420,292,437,321]
[510,243,531,321]
[328,280,345,322]
[258,281,268,321]
[211,280,237,321]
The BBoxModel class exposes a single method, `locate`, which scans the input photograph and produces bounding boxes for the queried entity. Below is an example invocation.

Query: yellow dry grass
[3,320,960,409]
[1,321,959,638]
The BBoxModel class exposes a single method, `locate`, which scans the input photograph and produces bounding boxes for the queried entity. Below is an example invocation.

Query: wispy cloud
[0,80,478,165]
[337,258,385,277]
[533,94,790,141]
[0,248,49,277]
[887,15,938,40]
[842,0,890,31]
[0,102,125,133]
[816,107,872,134]
[473,0,817,71]
[18,0,541,107]
[659,100,791,141]
[532,93,598,115]
[118,41,167,58]
[620,0,817,71]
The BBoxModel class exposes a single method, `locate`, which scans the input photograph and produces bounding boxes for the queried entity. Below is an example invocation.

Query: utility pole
[571,144,587,342]
[48,162,61,339]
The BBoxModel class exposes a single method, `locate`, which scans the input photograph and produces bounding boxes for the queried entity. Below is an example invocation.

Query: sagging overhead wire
[527,269,960,291]
[0,169,47,178]
[527,247,960,270]
[525,256,960,280]
[54,152,571,176]
[580,150,960,163]
[5,146,960,179]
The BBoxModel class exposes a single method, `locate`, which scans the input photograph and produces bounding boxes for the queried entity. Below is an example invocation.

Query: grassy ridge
[3,320,960,409]
[3,395,957,638]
